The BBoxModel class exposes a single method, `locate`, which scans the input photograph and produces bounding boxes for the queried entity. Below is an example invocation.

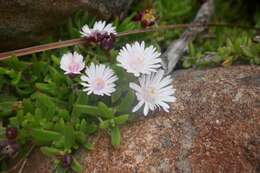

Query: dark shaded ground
[20,65,260,173]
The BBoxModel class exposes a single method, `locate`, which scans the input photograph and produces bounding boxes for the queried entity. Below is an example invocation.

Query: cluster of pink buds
[80,21,117,51]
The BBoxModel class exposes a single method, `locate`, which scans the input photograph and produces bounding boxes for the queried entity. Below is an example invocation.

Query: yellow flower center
[143,87,157,102]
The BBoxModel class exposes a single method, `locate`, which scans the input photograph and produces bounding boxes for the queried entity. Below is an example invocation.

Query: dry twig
[4,145,35,173]
[161,0,215,74]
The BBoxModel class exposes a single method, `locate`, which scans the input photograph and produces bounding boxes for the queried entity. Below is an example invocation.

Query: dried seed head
[100,33,116,51]
[5,127,18,140]
[0,140,19,156]
[141,9,156,27]
[61,155,73,168]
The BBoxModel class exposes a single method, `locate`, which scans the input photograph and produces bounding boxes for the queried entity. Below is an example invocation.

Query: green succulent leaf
[111,126,121,147]
[97,102,114,119]
[40,147,64,157]
[31,128,62,144]
[71,158,83,173]
[73,104,99,116]
[116,91,135,113]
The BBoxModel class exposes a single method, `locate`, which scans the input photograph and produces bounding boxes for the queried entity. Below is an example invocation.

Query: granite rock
[21,66,260,173]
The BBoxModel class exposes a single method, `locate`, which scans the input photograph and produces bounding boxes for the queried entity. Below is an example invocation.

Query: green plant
[0,53,136,172]
[182,29,260,68]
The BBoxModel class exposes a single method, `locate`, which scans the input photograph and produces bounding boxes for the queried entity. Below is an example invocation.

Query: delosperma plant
[0,20,177,173]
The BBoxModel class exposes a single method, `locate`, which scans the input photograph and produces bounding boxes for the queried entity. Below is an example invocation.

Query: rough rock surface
[22,66,260,173]
[0,0,134,51]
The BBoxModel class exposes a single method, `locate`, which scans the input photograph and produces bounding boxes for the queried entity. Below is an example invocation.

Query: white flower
[80,63,118,96]
[130,70,176,116]
[117,41,161,77]
[80,21,117,38]
[60,52,85,74]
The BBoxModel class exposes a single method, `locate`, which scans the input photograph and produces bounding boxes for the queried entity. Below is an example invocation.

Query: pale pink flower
[117,41,161,77]
[130,70,176,116]
[80,63,118,96]
[60,52,85,74]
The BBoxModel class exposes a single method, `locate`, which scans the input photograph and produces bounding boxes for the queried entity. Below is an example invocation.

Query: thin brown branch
[0,23,259,61]
[0,39,86,61]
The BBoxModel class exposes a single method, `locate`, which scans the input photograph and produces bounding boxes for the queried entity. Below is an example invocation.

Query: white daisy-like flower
[80,63,118,96]
[117,41,162,77]
[129,70,176,116]
[60,52,85,74]
[80,21,117,38]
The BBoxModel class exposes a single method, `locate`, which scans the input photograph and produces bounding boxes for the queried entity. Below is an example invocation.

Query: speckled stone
[21,66,260,173]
